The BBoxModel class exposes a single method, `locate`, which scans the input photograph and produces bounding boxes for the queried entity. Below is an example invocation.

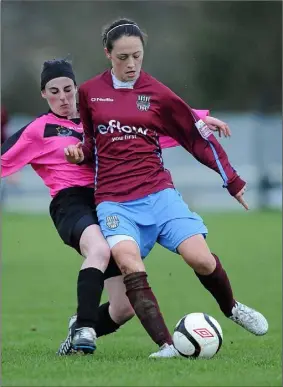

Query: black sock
[95,302,120,337]
[76,268,104,330]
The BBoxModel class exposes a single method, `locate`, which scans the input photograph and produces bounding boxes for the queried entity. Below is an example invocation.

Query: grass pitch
[2,211,282,386]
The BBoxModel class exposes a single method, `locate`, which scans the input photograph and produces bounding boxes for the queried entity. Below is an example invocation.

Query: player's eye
[118,56,127,61]
[64,87,72,92]
[133,54,140,59]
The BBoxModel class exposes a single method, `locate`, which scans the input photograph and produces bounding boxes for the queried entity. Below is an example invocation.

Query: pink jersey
[1,111,94,197]
[79,70,245,204]
[159,109,209,149]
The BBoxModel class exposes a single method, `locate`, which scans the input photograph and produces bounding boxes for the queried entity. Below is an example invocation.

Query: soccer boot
[149,343,181,359]
[72,327,97,354]
[57,315,97,355]
[229,301,268,336]
[57,314,77,356]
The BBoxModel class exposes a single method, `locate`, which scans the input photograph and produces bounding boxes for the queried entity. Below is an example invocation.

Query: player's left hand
[203,116,231,138]
[64,142,84,164]
[235,185,249,210]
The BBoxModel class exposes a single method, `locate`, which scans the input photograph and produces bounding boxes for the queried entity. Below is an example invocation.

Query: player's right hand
[204,116,231,138]
[235,185,249,210]
[64,142,84,164]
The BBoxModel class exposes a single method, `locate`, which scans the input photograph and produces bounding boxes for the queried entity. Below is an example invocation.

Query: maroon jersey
[79,69,245,204]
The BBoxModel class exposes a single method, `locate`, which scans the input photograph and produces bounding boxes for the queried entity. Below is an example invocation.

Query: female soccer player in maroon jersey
[65,18,268,358]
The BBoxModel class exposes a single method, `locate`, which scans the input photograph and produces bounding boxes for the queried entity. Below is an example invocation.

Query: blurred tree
[1,1,281,114]
[194,1,282,111]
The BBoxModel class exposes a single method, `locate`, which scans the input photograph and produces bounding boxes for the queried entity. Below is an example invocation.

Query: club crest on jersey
[136,95,150,112]
[106,215,120,229]
[56,126,73,137]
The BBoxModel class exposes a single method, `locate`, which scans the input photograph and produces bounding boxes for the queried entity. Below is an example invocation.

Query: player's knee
[180,236,216,275]
[112,302,135,325]
[82,241,111,271]
[111,240,139,258]
[121,305,135,324]
[112,241,144,275]
[80,225,110,259]
[193,253,216,275]
[89,242,110,262]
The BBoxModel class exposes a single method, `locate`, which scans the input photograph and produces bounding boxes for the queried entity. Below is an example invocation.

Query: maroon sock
[195,254,236,317]
[124,272,173,346]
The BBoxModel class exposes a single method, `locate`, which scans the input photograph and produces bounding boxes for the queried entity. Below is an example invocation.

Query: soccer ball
[172,313,223,359]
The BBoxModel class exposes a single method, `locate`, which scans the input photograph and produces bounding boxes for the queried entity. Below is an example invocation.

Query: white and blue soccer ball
[172,313,223,359]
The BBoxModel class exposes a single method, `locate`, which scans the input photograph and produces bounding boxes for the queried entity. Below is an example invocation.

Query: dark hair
[102,18,147,52]
[40,58,76,90]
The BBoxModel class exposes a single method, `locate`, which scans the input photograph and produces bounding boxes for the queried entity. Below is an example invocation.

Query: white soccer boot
[57,315,97,355]
[72,327,97,354]
[149,343,181,359]
[229,301,268,336]
[57,314,77,356]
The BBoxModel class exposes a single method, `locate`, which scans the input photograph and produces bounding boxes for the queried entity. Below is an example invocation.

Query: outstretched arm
[159,109,231,149]
[157,90,247,209]
[1,122,41,177]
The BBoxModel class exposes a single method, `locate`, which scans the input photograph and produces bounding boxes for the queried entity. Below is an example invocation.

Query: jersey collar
[48,109,81,124]
[103,69,147,89]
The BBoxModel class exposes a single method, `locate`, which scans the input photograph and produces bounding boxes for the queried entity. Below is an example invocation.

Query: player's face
[41,77,77,118]
[105,36,144,82]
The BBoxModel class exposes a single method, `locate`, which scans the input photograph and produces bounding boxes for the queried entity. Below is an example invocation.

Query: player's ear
[104,47,111,60]
[41,90,47,100]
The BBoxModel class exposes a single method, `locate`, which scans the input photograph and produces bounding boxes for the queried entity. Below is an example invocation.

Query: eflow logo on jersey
[97,120,148,135]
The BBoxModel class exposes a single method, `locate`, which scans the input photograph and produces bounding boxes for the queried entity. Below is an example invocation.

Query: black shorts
[49,186,121,279]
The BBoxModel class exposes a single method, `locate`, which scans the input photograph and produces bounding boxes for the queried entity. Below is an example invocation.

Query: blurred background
[1,0,282,213]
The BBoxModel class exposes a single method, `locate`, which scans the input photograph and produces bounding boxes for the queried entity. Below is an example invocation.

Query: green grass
[2,211,282,386]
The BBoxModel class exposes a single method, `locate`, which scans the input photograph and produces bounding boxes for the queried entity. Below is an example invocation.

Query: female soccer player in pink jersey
[1,59,137,355]
[66,18,268,358]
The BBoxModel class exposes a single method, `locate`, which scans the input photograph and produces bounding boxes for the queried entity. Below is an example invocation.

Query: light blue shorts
[97,188,208,258]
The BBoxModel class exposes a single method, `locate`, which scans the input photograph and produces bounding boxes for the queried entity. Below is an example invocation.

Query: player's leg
[56,222,110,355]
[156,188,268,337]
[56,261,132,356]
[50,187,109,354]
[177,234,235,314]
[103,275,135,328]
[97,200,177,354]
[71,223,111,353]
[54,191,138,355]
[57,275,135,357]
[94,258,135,338]
[177,236,268,335]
